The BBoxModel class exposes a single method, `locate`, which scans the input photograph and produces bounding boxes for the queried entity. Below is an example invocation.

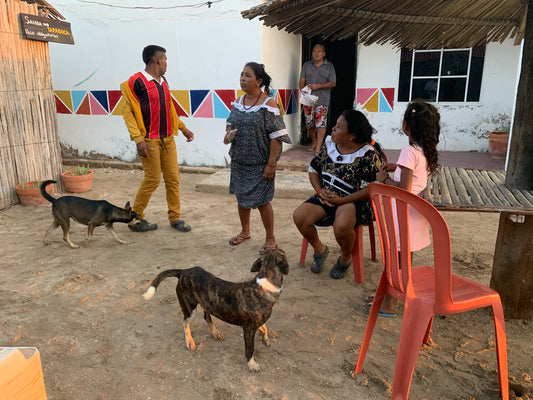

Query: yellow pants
[132,136,181,223]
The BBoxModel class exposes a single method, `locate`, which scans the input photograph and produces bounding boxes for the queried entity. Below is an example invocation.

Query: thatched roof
[23,0,65,20]
[242,0,527,49]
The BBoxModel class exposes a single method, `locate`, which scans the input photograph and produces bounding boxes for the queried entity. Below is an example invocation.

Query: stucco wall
[49,0,299,167]
[355,40,520,152]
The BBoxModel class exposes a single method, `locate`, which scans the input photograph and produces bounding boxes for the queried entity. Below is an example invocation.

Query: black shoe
[170,220,191,232]
[310,246,329,273]
[128,219,158,232]
[329,257,352,279]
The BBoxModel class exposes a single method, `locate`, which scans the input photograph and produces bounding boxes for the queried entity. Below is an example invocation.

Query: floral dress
[226,96,291,208]
[309,136,384,226]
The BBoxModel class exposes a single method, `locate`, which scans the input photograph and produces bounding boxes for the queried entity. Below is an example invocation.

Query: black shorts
[304,194,368,227]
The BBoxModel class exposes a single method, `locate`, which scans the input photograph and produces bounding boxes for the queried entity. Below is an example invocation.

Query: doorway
[300,36,358,144]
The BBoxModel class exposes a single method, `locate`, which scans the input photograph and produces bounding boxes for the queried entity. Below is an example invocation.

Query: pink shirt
[393,144,430,252]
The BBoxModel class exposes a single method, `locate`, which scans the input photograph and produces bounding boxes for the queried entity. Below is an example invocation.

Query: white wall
[355,40,520,152]
[49,0,297,167]
[261,25,301,147]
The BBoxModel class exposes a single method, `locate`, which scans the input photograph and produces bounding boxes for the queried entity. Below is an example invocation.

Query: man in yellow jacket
[121,45,194,232]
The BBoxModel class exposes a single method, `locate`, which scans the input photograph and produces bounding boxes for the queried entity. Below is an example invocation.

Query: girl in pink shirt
[363,101,440,316]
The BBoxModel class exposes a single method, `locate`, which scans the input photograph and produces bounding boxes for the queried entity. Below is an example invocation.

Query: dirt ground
[1,167,531,400]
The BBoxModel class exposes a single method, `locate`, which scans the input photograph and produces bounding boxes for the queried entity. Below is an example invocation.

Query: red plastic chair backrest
[367,183,454,307]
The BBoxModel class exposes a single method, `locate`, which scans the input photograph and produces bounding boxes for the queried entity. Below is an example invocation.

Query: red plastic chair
[299,222,376,283]
[355,183,508,400]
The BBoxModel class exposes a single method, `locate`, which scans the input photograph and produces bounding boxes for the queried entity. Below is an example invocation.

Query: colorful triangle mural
[171,97,189,118]
[213,93,230,119]
[378,90,393,112]
[381,88,395,110]
[91,90,109,112]
[108,90,122,113]
[193,92,213,118]
[190,90,210,116]
[89,93,107,115]
[55,90,73,112]
[111,97,125,116]
[214,90,236,110]
[170,90,190,116]
[76,94,91,115]
[363,91,379,112]
[72,91,87,112]
[55,95,72,114]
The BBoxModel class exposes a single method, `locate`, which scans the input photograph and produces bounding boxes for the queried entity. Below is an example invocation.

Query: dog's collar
[256,277,282,294]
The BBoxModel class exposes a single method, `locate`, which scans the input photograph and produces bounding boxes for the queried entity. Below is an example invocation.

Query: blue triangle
[190,90,210,115]
[286,91,295,114]
[378,90,392,112]
[91,90,109,112]
[213,93,230,119]
[72,91,87,112]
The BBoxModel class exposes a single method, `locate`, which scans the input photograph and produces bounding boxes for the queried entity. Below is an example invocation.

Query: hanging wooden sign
[19,13,74,45]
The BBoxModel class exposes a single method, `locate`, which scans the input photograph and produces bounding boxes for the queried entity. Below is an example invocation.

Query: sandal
[229,234,251,246]
[329,257,352,279]
[170,220,191,232]
[310,246,329,273]
[128,219,158,232]
[259,243,278,254]
[361,302,397,318]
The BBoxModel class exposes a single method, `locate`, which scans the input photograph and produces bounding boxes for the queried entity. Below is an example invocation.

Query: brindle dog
[143,248,289,372]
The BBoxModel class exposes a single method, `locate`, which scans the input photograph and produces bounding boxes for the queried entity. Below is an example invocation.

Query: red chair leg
[352,225,364,283]
[491,299,509,400]
[300,238,309,265]
[368,222,377,262]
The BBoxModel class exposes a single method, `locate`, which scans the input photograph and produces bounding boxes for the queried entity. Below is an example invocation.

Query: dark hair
[142,45,166,65]
[403,101,440,175]
[244,62,272,95]
[341,109,386,160]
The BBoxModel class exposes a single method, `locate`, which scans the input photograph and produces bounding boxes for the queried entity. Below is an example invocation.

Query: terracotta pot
[15,181,53,205]
[61,170,93,193]
[488,131,509,160]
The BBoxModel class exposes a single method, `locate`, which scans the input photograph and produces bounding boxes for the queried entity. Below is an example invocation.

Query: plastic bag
[299,85,318,106]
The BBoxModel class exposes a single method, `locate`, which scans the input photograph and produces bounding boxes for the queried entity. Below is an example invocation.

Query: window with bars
[398,46,485,103]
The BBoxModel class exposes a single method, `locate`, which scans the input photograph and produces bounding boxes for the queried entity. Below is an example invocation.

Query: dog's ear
[125,201,131,210]
[275,249,289,275]
[250,258,262,273]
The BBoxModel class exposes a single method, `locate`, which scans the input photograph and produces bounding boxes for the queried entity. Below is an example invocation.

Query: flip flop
[360,302,397,318]
[229,234,251,246]
[259,243,278,254]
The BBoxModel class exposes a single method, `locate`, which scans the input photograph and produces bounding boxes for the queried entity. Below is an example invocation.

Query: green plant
[70,165,91,176]
[19,181,42,189]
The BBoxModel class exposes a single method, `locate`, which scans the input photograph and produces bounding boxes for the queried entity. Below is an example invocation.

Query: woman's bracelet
[383,177,392,185]
[316,187,323,196]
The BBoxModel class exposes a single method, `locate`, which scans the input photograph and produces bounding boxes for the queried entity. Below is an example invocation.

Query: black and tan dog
[40,180,136,249]
[143,248,289,372]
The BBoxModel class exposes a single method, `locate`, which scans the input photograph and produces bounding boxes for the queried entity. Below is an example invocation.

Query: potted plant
[488,130,509,160]
[15,180,53,205]
[61,165,93,193]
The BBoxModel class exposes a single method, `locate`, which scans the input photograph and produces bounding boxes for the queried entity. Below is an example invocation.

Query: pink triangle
[193,92,213,118]
[89,93,108,115]
[356,88,377,107]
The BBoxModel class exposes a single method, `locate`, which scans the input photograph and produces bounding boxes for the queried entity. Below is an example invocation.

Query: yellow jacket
[120,77,186,144]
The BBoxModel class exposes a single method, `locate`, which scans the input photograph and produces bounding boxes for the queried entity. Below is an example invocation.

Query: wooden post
[490,213,533,320]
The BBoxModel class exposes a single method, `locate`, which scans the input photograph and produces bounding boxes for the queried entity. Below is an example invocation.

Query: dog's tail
[40,180,57,203]
[143,269,182,300]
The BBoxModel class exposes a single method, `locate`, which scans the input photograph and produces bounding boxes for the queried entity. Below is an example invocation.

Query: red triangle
[76,94,91,114]
[381,88,395,110]
[55,95,72,114]
[108,90,123,112]
[214,90,236,110]
[278,89,290,111]
[171,97,189,117]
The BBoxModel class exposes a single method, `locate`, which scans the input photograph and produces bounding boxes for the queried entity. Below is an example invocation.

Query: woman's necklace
[243,93,261,110]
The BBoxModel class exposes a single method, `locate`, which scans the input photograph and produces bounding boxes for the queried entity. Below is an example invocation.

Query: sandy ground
[1,167,531,400]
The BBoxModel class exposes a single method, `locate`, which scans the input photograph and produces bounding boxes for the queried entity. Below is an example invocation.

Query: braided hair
[403,101,440,175]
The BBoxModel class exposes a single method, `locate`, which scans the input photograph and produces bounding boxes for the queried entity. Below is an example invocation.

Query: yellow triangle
[236,90,245,99]
[111,97,126,115]
[363,91,379,112]
[170,90,190,115]
[55,90,73,112]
